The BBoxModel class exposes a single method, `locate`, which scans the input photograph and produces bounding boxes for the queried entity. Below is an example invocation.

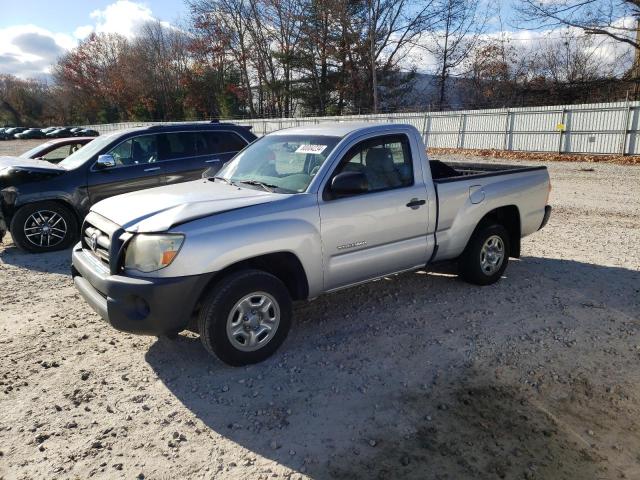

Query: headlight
[124,234,184,273]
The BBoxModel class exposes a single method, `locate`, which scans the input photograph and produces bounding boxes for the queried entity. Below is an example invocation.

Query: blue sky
[0,1,187,32]
[0,1,188,80]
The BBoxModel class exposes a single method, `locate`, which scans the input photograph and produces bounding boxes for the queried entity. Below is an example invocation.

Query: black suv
[0,123,256,252]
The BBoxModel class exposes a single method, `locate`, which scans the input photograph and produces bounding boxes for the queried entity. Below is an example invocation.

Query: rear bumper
[539,205,552,230]
[71,244,214,335]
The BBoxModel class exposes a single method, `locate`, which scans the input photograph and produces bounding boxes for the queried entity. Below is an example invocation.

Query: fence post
[557,108,566,154]
[502,108,510,151]
[620,100,631,155]
[456,114,465,149]
[421,113,429,145]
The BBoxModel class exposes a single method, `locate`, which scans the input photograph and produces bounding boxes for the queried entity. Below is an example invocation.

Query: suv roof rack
[143,121,248,131]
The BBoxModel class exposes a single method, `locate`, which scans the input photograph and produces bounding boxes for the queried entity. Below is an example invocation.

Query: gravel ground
[0,140,43,157]
[1,151,639,480]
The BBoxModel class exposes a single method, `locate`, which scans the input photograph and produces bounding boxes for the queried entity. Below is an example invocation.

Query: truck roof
[269,122,417,137]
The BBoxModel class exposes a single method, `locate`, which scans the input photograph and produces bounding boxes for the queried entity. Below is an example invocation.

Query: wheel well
[475,205,521,258]
[195,251,309,308]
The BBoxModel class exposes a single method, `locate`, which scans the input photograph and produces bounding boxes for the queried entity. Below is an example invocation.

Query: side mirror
[95,154,116,170]
[331,171,368,196]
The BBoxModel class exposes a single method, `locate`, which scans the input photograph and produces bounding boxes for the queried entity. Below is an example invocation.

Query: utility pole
[369,1,378,113]
[634,19,640,100]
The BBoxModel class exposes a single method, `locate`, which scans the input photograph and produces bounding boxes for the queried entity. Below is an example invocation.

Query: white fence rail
[83,100,640,155]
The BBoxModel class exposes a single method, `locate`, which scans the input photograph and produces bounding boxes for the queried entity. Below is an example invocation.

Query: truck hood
[91,179,288,233]
[0,156,65,173]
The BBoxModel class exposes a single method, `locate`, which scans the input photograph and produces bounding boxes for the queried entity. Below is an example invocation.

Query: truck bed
[430,160,546,183]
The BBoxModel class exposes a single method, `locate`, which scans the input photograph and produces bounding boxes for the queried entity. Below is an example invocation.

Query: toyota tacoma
[72,123,552,365]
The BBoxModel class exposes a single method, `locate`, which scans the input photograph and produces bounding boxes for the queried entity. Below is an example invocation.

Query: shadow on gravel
[145,256,640,479]
[328,372,628,480]
[0,242,71,275]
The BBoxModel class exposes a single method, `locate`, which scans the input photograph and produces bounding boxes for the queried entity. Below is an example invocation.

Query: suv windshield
[58,132,118,170]
[216,134,341,193]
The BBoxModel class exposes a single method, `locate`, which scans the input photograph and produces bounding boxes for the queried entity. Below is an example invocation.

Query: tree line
[0,0,636,126]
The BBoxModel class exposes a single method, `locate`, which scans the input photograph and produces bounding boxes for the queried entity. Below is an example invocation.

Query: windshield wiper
[237,180,278,192]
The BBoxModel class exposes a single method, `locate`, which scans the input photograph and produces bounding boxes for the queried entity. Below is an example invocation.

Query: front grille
[81,212,125,273]
[83,223,111,265]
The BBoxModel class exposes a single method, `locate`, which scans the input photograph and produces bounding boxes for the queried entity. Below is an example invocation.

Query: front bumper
[71,244,214,335]
[538,205,552,230]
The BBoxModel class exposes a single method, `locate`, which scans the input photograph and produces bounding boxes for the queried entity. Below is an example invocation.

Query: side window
[106,135,158,166]
[193,132,209,155]
[331,135,413,193]
[204,132,247,154]
[157,133,197,161]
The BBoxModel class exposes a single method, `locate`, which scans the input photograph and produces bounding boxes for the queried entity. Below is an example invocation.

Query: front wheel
[459,224,510,286]
[197,269,292,366]
[10,202,78,253]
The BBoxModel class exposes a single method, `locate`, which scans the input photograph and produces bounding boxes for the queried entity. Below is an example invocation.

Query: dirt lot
[0,139,43,157]
[0,146,639,479]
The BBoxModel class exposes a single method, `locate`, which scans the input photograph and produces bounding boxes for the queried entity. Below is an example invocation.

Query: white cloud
[0,1,173,80]
[74,25,95,40]
[398,25,633,77]
[0,25,75,80]
[90,1,171,38]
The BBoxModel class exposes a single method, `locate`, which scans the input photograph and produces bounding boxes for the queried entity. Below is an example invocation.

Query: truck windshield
[216,134,341,193]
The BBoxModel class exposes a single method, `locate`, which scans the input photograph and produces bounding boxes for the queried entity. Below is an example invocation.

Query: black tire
[197,269,292,366]
[10,201,78,253]
[459,224,510,286]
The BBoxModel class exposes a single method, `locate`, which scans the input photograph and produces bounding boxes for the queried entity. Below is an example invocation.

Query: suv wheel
[10,202,78,253]
[198,269,292,366]
[459,224,510,286]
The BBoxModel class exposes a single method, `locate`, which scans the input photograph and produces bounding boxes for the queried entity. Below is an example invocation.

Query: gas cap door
[469,185,485,204]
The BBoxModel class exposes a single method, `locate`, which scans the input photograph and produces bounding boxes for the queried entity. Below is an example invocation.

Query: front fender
[150,212,324,297]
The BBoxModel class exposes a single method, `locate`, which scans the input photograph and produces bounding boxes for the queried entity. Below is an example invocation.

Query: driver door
[87,134,165,205]
[318,134,430,291]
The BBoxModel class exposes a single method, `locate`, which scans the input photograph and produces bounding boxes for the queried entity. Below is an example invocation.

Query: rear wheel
[459,224,510,285]
[10,202,78,253]
[197,269,292,366]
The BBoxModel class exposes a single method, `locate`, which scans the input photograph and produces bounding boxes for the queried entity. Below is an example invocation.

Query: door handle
[406,198,426,209]
[144,167,161,172]
[205,158,221,163]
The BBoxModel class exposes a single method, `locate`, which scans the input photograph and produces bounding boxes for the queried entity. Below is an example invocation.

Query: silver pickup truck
[72,123,551,365]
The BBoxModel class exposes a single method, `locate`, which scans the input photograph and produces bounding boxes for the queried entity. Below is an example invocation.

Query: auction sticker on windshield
[295,144,327,155]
